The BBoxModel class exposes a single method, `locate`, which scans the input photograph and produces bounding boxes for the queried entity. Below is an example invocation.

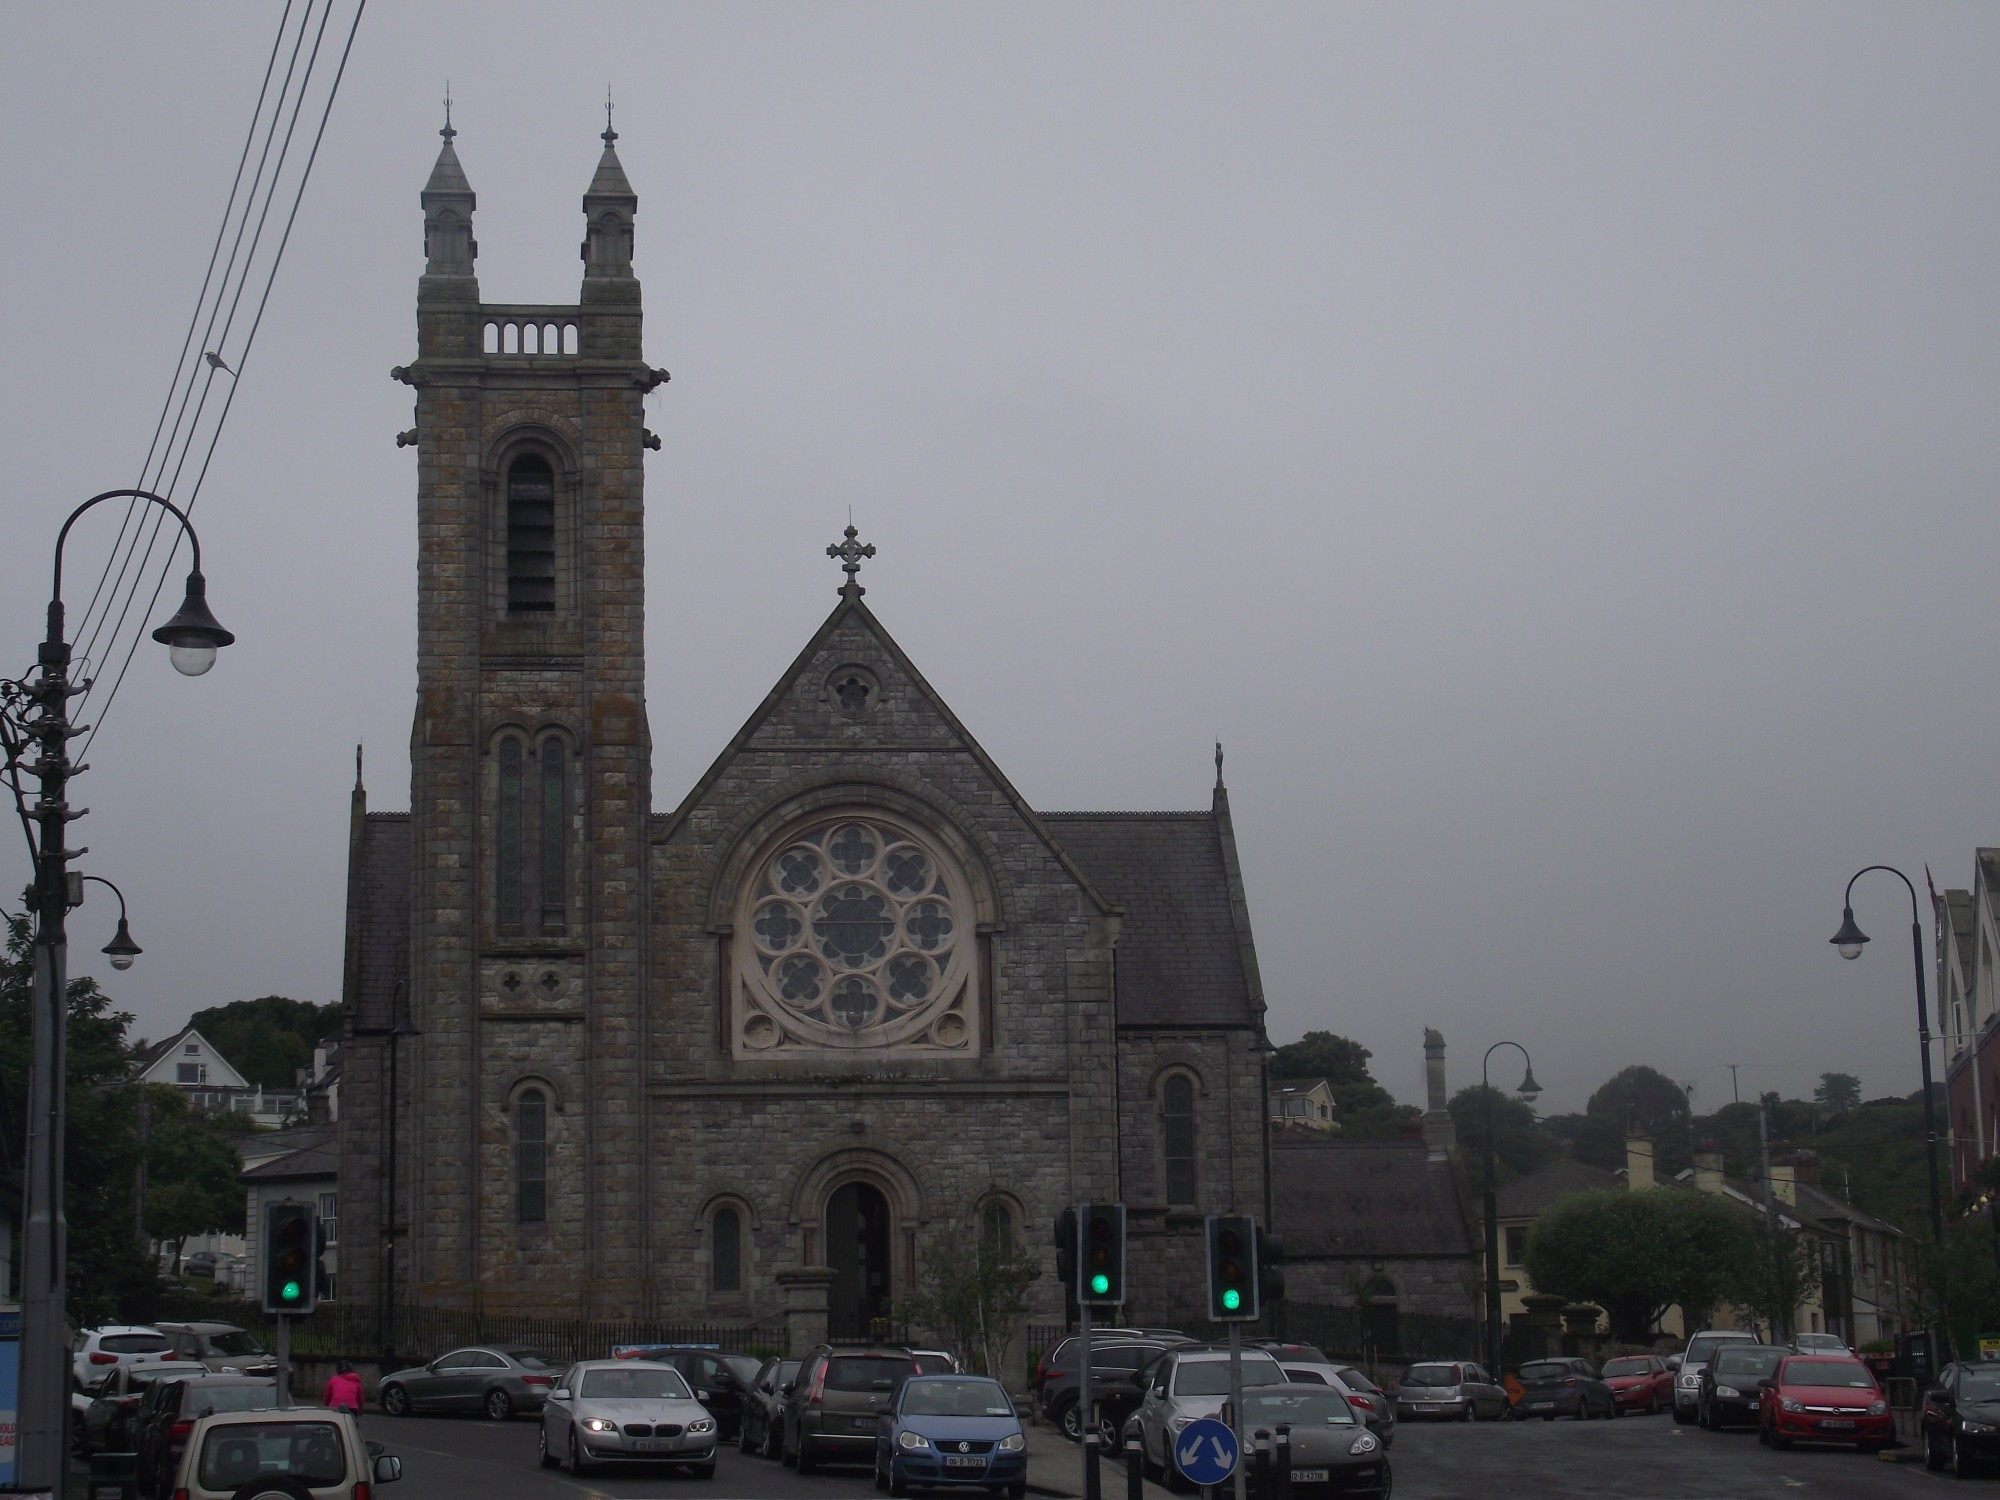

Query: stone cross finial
[827,524,876,594]
[442,83,455,141]
[603,86,617,146]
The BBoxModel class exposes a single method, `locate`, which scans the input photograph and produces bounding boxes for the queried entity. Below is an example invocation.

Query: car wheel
[1773,1430,1793,1451]
[876,1451,891,1490]
[1953,1433,1977,1477]
[765,1419,783,1460]
[538,1425,558,1468]
[797,1437,818,1475]
[1098,1411,1120,1449]
[1058,1399,1083,1442]
[380,1383,410,1417]
[1925,1428,1945,1470]
[484,1388,513,1422]
[1758,1419,1769,1446]
[1672,1405,1691,1425]
[569,1427,592,1476]
[1462,1402,1475,1422]
[740,1417,757,1454]
[888,1463,909,1497]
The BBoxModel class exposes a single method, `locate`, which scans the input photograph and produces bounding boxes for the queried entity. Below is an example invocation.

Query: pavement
[1024,1429,1176,1499]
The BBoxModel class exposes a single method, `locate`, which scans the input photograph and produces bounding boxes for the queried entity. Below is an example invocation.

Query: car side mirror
[697,1390,711,1402]
[373,1454,404,1485]
[551,1388,571,1402]
[781,1382,796,1396]
[1756,1379,1773,1390]
[1928,1386,1949,1400]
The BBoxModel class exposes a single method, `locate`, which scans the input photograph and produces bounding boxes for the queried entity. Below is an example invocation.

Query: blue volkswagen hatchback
[874,1374,1027,1497]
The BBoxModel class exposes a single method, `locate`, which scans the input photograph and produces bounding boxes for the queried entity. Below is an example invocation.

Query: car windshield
[826,1357,915,1392]
[901,1379,1014,1417]
[724,1356,762,1384]
[1518,1363,1574,1382]
[1335,1368,1381,1394]
[1713,1349,1784,1378]
[1784,1360,1874,1389]
[102,1335,172,1355]
[1684,1335,1750,1367]
[1600,1359,1652,1377]
[1175,1360,1285,1396]
[206,1332,269,1357]
[1403,1365,1459,1386]
[184,1383,279,1416]
[580,1367,691,1400]
[1962,1369,2000,1400]
[197,1421,345,1489]
[506,1350,558,1371]
[1241,1390,1356,1426]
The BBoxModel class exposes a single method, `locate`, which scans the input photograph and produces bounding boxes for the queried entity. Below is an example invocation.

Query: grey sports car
[1236,1387,1390,1499]
[537,1360,718,1477]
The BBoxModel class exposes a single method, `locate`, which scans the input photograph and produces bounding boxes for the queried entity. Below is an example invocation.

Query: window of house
[1163,1075,1198,1205]
[1504,1226,1527,1267]
[184,1042,200,1055]
[177,1063,206,1084]
[712,1206,742,1293]
[319,1192,339,1246]
[506,455,556,612]
[518,1089,548,1223]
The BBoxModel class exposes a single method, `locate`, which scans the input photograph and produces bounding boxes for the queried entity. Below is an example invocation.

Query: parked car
[605,1344,760,1440]
[168,1405,402,1500]
[181,1250,226,1279]
[378,1345,559,1420]
[132,1373,280,1500]
[153,1321,276,1378]
[1757,1354,1891,1451]
[74,1359,182,1456]
[1697,1345,1785,1430]
[874,1373,1028,1498]
[1129,1347,1288,1487]
[72,1325,173,1388]
[1790,1332,1855,1356]
[908,1348,963,1375]
[1391,1361,1509,1421]
[1599,1354,1673,1415]
[1278,1362,1396,1446]
[537,1359,717,1477]
[1040,1339,1181,1444]
[740,1356,801,1457]
[1032,1330,1188,1408]
[1922,1360,2000,1475]
[1238,1386,1390,1500]
[781,1344,920,1473]
[1672,1329,1759,1423]
[1511,1358,1616,1421]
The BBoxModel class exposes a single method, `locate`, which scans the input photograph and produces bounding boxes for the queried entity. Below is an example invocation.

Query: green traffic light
[282,1280,302,1302]
[1221,1288,1241,1311]
[1090,1273,1111,1295]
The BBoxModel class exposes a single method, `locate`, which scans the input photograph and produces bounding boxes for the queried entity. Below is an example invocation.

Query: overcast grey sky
[4,4,1996,1116]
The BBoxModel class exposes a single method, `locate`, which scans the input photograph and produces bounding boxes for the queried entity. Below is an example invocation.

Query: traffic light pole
[1228,1321,1245,1500]
[276,1313,292,1409]
[1080,1299,1098,1500]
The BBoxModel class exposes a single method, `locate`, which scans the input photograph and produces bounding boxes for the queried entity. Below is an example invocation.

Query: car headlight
[688,1418,715,1435]
[1349,1431,1379,1455]
[1866,1401,1886,1417]
[998,1433,1025,1452]
[1678,1373,1700,1389]
[1779,1398,1803,1414]
[899,1430,932,1450]
[1715,1386,1740,1399]
[1169,1416,1195,1432]
[1963,1420,2000,1435]
[582,1417,616,1433]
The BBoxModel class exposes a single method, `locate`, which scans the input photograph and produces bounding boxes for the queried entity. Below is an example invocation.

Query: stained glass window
[713,1206,742,1292]
[518,1089,547,1223]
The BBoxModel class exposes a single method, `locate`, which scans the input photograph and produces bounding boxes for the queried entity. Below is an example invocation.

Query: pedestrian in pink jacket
[323,1361,365,1414]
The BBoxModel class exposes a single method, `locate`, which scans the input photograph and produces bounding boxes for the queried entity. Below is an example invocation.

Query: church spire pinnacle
[828,524,876,598]
[582,94,637,281]
[603,85,617,146]
[420,86,477,280]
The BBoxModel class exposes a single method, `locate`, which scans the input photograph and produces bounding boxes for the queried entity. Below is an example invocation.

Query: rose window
[737,815,975,1050]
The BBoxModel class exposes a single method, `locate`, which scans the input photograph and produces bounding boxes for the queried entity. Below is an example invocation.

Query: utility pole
[1729,1064,1740,1104]
[1759,1102,1783,1342]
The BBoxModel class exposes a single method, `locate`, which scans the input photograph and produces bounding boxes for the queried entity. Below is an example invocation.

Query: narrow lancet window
[507,455,556,611]
[540,737,566,931]
[713,1206,742,1292]
[497,738,524,927]
[1163,1074,1198,1206]
[518,1089,548,1223]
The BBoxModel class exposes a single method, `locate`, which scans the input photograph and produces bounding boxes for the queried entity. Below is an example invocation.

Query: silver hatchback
[1130,1349,1289,1483]
[538,1360,717,1478]
[1392,1361,1509,1421]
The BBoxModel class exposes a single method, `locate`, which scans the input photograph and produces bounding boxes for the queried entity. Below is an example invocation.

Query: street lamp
[1829,865,1943,1244]
[3,488,231,1492]
[82,873,143,970]
[1481,1041,1542,1375]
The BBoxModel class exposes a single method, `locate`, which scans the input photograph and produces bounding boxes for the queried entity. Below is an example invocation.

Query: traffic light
[1077,1202,1126,1305]
[1257,1226,1285,1306]
[263,1200,319,1315]
[1054,1207,1078,1297]
[1205,1213,1258,1321]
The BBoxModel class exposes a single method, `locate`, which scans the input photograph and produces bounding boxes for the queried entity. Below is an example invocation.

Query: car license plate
[945,1455,985,1468]
[1820,1419,1855,1430]
[635,1438,672,1452]
[1414,1402,1439,1411]
[1528,1401,1552,1409]
[1294,1469,1329,1483]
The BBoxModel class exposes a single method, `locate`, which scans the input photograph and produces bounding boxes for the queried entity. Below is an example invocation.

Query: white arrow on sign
[1178,1438,1203,1469]
[1209,1436,1231,1464]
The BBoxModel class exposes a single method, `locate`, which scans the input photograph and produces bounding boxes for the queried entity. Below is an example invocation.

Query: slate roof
[1792,1178,1901,1238]
[1271,1138,1476,1259]
[1493,1157,1619,1219]
[1043,813,1258,1028]
[347,813,410,1033]
[241,1126,339,1183]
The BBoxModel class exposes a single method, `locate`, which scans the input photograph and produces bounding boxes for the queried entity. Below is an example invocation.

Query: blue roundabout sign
[1173,1417,1239,1486]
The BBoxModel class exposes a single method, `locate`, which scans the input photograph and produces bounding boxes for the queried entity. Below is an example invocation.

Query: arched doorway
[826,1182,892,1340]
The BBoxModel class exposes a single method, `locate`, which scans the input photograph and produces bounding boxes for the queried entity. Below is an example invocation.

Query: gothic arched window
[497,738,524,928]
[517,1088,548,1223]
[539,734,566,932]
[493,732,568,936]
[980,1199,1015,1261]
[712,1206,743,1293]
[1162,1073,1198,1206]
[506,455,556,612]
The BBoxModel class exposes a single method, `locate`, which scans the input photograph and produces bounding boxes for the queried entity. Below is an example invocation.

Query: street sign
[1173,1417,1238,1487]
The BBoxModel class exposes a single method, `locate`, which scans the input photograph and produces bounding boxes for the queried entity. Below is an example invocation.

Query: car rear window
[101,1335,172,1355]
[198,1421,345,1489]
[507,1350,558,1371]
[1517,1362,1573,1382]
[1784,1360,1875,1389]
[1684,1334,1751,1366]
[1174,1359,1285,1396]
[206,1332,269,1358]
[1713,1349,1783,1378]
[1600,1358,1652,1377]
[182,1383,279,1417]
[911,1354,956,1375]
[825,1357,915,1392]
[1335,1368,1381,1394]
[1403,1365,1459,1386]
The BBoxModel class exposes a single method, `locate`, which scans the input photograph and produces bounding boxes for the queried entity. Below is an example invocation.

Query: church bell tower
[394,108,664,1312]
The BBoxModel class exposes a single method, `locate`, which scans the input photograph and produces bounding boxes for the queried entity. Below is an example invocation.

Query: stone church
[336,119,1276,1344]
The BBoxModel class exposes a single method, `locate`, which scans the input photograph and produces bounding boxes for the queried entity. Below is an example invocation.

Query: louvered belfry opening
[506,454,557,611]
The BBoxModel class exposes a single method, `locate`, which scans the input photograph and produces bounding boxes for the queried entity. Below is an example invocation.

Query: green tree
[1586,1066,1694,1175]
[1271,1032,1376,1087]
[1449,1085,1554,1181]
[141,1085,247,1271]
[902,1219,1042,1379]
[1523,1188,1761,1341]
[1813,1073,1862,1116]
[1732,1224,1823,1343]
[185,994,340,1090]
[1271,1030,1418,1141]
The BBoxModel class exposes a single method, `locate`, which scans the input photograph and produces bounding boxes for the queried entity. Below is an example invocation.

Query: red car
[1757,1356,1892,1451]
[1599,1355,1673,1414]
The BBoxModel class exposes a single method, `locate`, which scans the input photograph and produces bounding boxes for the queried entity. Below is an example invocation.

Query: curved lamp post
[1482,1041,1542,1374]
[8,488,231,1490]
[1829,865,1943,1244]
[82,873,143,970]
